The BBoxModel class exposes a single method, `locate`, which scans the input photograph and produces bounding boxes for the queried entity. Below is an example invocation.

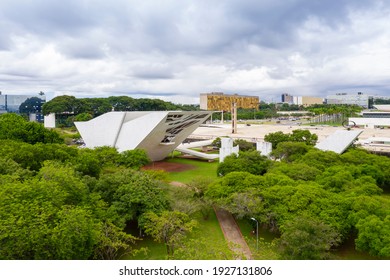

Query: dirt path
[168,178,253,259]
[214,208,253,260]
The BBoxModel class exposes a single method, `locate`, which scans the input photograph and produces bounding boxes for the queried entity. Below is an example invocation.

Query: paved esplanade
[191,123,390,143]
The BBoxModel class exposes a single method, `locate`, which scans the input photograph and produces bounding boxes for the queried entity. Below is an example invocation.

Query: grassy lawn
[125,156,227,260]
[165,157,219,184]
[236,219,280,260]
[125,209,229,260]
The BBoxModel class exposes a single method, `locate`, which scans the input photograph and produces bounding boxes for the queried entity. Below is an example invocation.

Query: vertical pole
[256,220,259,251]
[232,102,237,134]
[231,103,234,133]
[251,217,259,251]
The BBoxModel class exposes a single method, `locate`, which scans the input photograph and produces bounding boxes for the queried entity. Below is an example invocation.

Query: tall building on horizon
[281,93,294,104]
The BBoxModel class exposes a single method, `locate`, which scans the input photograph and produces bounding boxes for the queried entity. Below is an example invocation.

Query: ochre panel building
[200,92,259,111]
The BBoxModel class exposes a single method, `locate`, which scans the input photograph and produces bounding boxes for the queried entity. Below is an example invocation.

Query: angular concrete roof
[315,129,363,154]
[75,111,212,161]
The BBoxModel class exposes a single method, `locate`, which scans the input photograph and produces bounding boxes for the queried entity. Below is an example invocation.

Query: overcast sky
[1,0,390,104]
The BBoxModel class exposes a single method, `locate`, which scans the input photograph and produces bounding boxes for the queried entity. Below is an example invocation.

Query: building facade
[0,94,46,122]
[281,93,294,104]
[281,94,323,106]
[200,92,259,111]
[326,92,371,108]
[301,96,324,106]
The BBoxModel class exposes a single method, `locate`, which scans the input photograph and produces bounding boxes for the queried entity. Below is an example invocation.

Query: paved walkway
[214,208,253,260]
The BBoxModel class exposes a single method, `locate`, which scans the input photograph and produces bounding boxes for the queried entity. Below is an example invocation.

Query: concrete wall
[44,113,56,128]
[256,141,272,157]
[219,138,239,162]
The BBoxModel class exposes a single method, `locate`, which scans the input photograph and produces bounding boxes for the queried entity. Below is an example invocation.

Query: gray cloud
[0,0,389,103]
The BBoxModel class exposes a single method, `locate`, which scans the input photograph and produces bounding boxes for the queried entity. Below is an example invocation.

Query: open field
[162,157,219,184]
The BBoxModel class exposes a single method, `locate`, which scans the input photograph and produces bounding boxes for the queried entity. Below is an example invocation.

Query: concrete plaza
[190,123,390,152]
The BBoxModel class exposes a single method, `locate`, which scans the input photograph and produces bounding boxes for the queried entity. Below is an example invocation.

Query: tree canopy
[42,95,200,118]
[0,137,166,260]
[207,145,390,259]
[264,129,318,149]
[0,113,63,144]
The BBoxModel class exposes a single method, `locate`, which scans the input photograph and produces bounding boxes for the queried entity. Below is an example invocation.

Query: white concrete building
[349,117,390,128]
[75,111,212,161]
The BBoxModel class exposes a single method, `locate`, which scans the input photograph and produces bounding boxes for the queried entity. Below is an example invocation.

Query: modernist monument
[74,111,212,161]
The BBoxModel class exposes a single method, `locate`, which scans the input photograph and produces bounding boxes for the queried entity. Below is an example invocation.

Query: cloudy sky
[1,0,390,104]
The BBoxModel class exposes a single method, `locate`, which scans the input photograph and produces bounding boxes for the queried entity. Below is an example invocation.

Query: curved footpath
[214,208,253,260]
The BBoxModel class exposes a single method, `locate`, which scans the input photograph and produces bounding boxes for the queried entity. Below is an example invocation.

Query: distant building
[281,93,323,106]
[301,96,324,106]
[349,104,390,128]
[0,93,46,122]
[200,92,259,111]
[326,92,372,108]
[281,93,294,104]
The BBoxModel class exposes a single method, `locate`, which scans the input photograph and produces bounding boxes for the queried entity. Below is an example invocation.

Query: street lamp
[251,217,259,251]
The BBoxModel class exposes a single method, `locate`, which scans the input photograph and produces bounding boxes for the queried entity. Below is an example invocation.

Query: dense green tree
[0,142,76,171]
[269,162,321,181]
[37,161,90,205]
[0,113,63,144]
[73,149,102,178]
[0,157,32,181]
[93,146,121,168]
[278,216,341,260]
[187,177,215,220]
[0,159,141,260]
[271,142,311,162]
[73,112,93,122]
[94,169,169,227]
[264,129,318,149]
[264,131,290,149]
[107,96,137,111]
[355,215,390,257]
[206,172,263,198]
[289,129,318,145]
[22,121,63,144]
[298,149,342,171]
[374,98,390,105]
[0,173,94,259]
[217,150,271,176]
[119,149,151,169]
[168,185,201,216]
[143,211,197,257]
[93,221,138,260]
[42,95,80,115]
[81,98,112,116]
[51,206,99,259]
